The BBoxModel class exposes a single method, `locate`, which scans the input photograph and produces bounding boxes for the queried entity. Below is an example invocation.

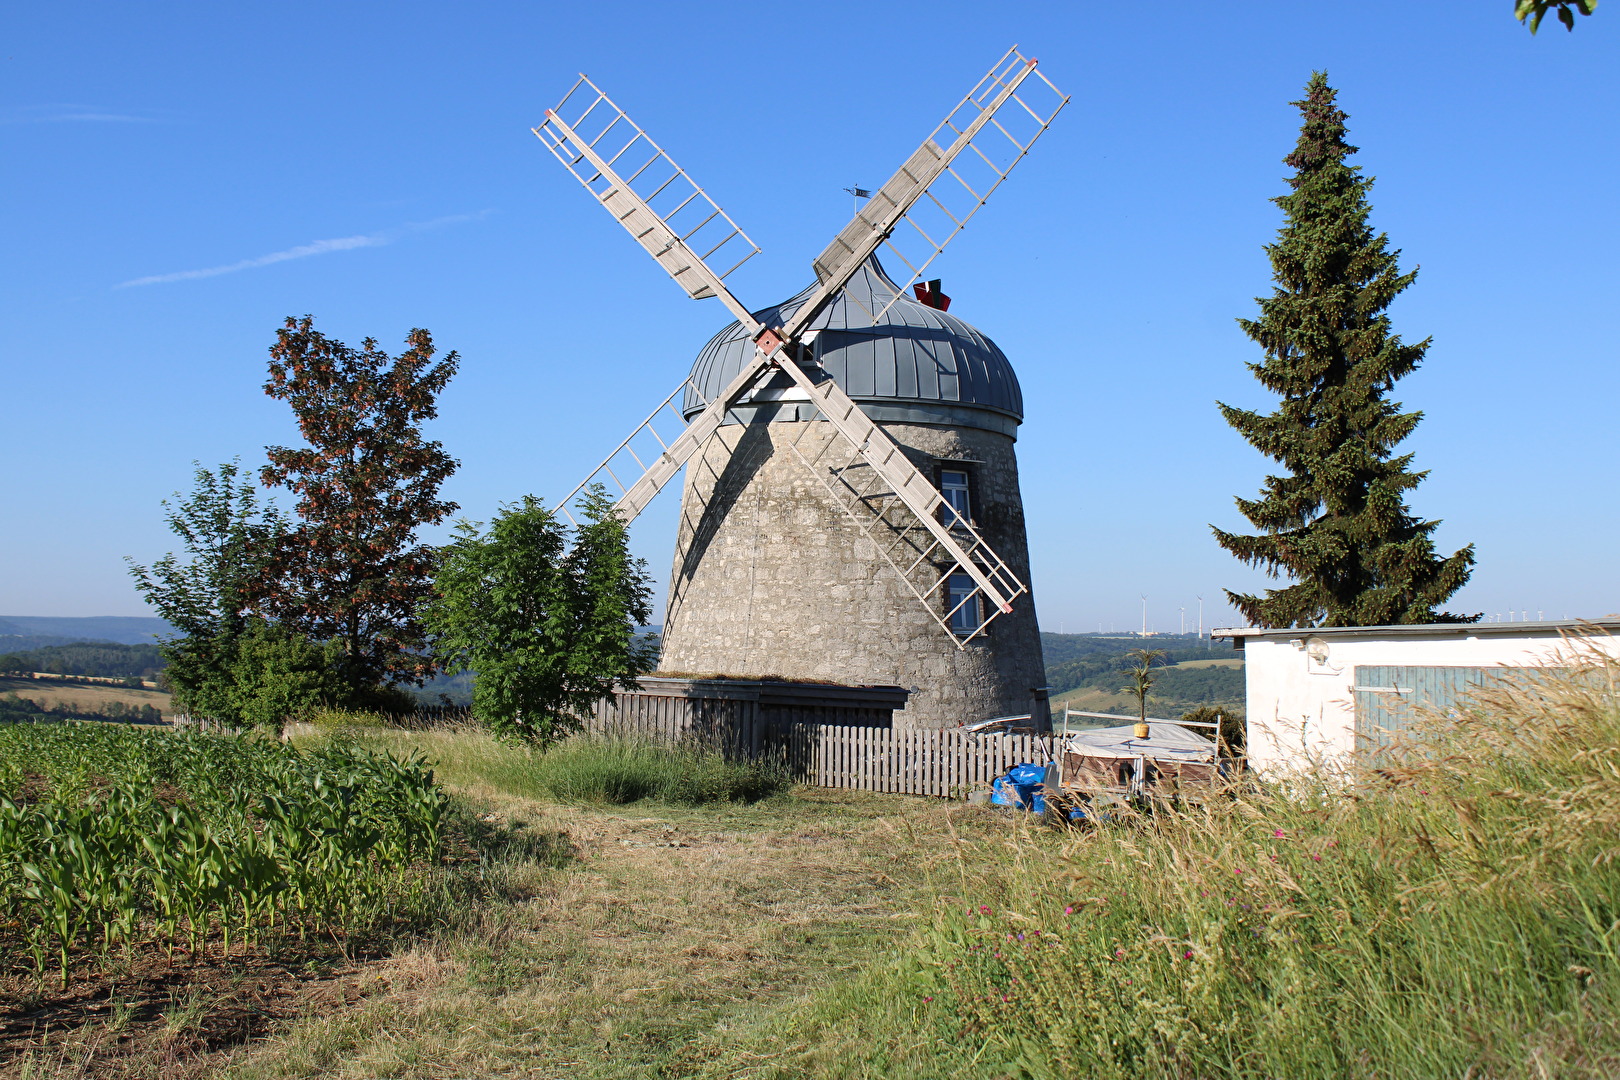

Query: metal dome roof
[684,257,1023,436]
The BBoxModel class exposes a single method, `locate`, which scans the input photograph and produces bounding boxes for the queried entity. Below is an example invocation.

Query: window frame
[945,571,983,636]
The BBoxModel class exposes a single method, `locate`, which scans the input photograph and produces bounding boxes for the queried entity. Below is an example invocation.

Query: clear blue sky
[3,1,1616,633]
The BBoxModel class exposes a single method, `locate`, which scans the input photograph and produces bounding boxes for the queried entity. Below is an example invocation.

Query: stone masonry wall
[659,417,1046,729]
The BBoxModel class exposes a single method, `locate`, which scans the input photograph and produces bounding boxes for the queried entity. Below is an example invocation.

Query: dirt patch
[0,943,390,1079]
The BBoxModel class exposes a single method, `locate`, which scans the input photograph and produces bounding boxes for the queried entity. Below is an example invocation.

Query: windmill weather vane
[530,45,1068,659]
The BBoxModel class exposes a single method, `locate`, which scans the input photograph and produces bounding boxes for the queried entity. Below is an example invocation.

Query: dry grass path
[225,772,985,1079]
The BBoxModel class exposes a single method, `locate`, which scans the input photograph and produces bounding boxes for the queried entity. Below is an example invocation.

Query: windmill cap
[684,256,1024,437]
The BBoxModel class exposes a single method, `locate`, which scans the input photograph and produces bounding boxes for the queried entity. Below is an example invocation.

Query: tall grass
[327,726,791,807]
[907,646,1620,1078]
[690,643,1620,1079]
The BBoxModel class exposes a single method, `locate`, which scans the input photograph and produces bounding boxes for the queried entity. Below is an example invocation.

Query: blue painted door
[1352,666,1528,757]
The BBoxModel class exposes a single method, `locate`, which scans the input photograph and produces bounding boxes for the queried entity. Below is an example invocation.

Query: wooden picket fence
[771,724,1052,798]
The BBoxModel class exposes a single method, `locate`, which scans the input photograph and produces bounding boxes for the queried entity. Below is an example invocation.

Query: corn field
[0,721,448,987]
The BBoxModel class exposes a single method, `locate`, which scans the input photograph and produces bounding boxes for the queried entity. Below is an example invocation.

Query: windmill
[534,47,1068,727]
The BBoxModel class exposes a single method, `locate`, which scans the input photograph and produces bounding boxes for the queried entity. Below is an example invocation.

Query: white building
[1212,619,1620,773]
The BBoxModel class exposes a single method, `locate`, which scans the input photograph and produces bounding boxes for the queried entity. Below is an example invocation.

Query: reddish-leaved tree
[258,316,460,699]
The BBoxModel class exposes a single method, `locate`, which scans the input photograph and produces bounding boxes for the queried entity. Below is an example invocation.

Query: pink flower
[979,905,993,916]
[923,996,934,1002]
[1235,869,1243,876]
[1312,854,1322,861]
[1064,905,1075,915]
[1273,828,1286,838]
[1183,949,1194,960]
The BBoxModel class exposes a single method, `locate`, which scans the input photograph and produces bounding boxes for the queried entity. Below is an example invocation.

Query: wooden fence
[407,677,1053,799]
[773,724,1053,798]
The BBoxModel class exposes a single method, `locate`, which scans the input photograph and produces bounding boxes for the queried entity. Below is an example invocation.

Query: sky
[2,1,1616,635]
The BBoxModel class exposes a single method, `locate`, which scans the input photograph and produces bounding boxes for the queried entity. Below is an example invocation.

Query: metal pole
[1197,596,1204,638]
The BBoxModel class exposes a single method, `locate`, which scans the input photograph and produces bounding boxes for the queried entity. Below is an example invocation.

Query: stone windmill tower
[533,48,1068,729]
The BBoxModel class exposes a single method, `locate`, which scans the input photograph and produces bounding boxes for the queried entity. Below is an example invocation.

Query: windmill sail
[534,76,762,329]
[805,46,1068,328]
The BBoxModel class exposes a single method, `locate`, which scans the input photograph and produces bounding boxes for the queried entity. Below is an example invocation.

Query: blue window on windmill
[947,573,983,635]
[940,469,971,525]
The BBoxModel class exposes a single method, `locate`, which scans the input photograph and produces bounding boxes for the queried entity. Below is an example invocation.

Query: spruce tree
[1213,73,1477,629]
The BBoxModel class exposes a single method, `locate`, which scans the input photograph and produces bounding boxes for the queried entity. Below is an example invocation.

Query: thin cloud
[2,104,161,125]
[114,211,492,289]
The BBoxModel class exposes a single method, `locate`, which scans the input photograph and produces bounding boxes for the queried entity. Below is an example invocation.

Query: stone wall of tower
[659,417,1046,730]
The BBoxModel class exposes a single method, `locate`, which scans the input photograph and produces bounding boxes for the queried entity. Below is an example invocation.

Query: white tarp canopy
[1062,723,1216,761]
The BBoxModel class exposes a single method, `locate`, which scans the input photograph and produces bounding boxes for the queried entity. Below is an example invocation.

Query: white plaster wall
[1242,629,1620,773]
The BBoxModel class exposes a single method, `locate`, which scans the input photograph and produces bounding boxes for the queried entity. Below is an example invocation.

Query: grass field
[9,651,1618,1078]
[1168,656,1243,670]
[2,724,1007,1079]
[0,674,171,716]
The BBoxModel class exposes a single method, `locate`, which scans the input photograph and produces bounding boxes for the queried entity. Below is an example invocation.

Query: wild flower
[1273,828,1286,838]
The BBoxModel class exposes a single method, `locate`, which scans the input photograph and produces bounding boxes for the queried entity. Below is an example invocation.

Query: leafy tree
[1213,73,1477,629]
[1517,0,1596,33]
[225,620,346,730]
[257,316,460,700]
[127,461,288,722]
[423,488,657,745]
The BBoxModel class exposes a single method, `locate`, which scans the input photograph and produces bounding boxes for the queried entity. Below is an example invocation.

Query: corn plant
[0,720,448,986]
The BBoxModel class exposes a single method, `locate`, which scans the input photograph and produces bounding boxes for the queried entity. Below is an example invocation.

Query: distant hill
[1039,632,1244,715]
[0,616,173,645]
[0,641,165,679]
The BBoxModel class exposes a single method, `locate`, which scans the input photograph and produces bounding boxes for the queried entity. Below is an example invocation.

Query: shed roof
[1212,618,1620,644]
[684,256,1023,436]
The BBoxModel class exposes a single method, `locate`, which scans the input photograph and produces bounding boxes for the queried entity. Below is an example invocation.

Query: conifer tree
[1213,73,1477,629]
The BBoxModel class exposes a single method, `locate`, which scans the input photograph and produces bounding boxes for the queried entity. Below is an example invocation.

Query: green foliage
[257,316,460,696]
[1214,74,1476,629]
[1517,0,1597,32]
[305,706,390,729]
[1178,704,1244,753]
[127,460,289,722]
[224,620,346,729]
[0,641,164,679]
[0,723,447,987]
[518,734,790,806]
[424,488,656,745]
